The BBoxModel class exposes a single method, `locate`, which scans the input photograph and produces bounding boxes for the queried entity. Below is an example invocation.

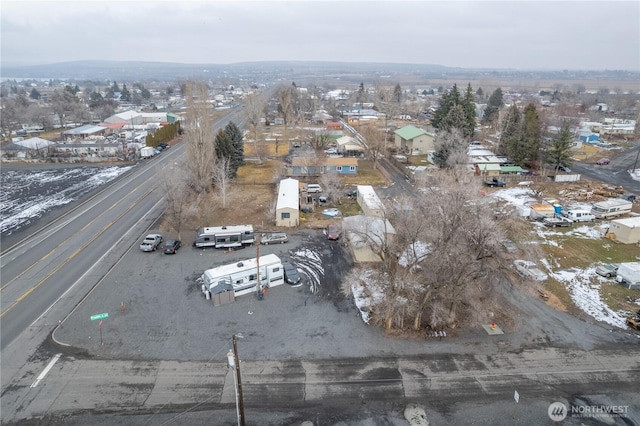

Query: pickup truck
[140,234,163,252]
[543,216,573,228]
[484,178,506,187]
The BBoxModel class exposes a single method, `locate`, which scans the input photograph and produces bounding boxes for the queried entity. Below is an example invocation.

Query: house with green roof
[393,125,435,155]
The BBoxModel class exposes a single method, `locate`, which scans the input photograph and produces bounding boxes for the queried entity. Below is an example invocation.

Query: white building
[275,178,300,227]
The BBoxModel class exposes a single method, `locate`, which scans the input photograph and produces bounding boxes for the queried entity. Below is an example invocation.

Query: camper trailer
[194,225,255,249]
[200,254,285,298]
[591,199,633,219]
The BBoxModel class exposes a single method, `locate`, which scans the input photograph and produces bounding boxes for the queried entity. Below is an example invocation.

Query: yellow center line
[0,187,156,318]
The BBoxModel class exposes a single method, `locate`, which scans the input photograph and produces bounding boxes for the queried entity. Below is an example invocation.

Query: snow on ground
[490,187,631,329]
[549,267,629,328]
[629,168,640,182]
[351,186,633,328]
[0,166,133,235]
[291,247,324,294]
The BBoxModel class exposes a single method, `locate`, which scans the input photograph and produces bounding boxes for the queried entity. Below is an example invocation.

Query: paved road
[570,144,640,194]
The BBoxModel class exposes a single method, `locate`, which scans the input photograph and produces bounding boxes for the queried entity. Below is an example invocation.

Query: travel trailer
[590,199,632,219]
[200,254,285,298]
[193,225,255,249]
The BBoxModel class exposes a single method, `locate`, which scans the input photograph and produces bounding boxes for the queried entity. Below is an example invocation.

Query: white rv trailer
[200,254,284,298]
[194,224,255,248]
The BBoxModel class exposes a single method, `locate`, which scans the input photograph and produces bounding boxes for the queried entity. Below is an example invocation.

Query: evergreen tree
[29,88,41,100]
[432,84,460,130]
[393,83,402,103]
[224,121,244,177]
[215,128,233,162]
[482,88,503,125]
[73,84,80,94]
[476,87,484,101]
[499,104,522,161]
[521,103,542,168]
[120,83,131,101]
[111,81,120,92]
[89,91,104,108]
[356,82,366,106]
[462,83,476,138]
[440,104,467,134]
[546,121,574,171]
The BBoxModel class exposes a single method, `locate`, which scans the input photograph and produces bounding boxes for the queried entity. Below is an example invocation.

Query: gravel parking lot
[53,229,433,362]
[53,215,638,365]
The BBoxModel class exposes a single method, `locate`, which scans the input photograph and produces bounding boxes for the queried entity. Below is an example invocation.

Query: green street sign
[90,313,109,321]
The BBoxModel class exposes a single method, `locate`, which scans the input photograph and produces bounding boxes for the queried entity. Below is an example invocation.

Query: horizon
[2,1,638,71]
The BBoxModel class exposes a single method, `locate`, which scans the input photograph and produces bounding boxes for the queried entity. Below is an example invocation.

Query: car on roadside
[140,234,163,252]
[596,158,610,165]
[260,232,289,245]
[326,223,340,240]
[345,188,357,198]
[596,263,619,278]
[282,261,301,286]
[514,260,548,281]
[558,164,572,173]
[163,239,181,254]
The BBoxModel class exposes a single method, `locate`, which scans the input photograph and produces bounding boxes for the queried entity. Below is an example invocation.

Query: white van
[562,209,595,222]
[306,184,322,193]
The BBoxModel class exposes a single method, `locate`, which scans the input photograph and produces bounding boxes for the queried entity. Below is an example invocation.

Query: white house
[357,185,385,218]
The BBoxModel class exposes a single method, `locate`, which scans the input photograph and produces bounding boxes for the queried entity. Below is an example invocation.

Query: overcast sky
[2,1,639,70]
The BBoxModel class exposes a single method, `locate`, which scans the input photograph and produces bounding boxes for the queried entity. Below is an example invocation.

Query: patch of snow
[491,187,537,207]
[550,266,628,329]
[350,269,385,324]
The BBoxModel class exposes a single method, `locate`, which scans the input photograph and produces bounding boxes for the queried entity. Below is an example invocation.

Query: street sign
[514,390,520,403]
[90,313,109,321]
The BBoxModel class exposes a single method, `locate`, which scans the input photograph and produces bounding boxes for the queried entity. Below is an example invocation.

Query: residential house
[275,178,300,227]
[289,157,358,177]
[394,125,435,155]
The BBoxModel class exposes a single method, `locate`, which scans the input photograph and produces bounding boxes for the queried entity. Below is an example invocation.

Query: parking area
[52,229,433,362]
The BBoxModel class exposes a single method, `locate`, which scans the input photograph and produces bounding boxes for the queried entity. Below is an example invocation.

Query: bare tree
[184,80,217,193]
[277,85,294,129]
[161,165,191,240]
[212,156,233,209]
[359,123,386,169]
[319,172,341,202]
[245,92,267,162]
[344,172,517,332]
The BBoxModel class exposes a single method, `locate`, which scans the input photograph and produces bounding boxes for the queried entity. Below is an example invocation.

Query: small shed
[608,216,640,245]
[475,163,501,177]
[275,178,300,227]
[357,185,385,218]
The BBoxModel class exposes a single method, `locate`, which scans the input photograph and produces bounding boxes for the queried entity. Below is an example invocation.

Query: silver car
[514,260,548,281]
[260,232,288,245]
[596,263,618,278]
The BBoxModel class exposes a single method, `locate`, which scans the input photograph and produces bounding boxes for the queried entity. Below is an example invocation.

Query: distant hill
[1,60,638,84]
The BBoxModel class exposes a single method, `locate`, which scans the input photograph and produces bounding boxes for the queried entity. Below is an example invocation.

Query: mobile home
[200,254,285,298]
[591,199,633,219]
[194,225,255,249]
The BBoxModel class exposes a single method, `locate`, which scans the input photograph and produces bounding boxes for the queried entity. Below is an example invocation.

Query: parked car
[322,208,341,217]
[514,260,548,281]
[163,240,181,254]
[318,195,328,203]
[596,263,619,278]
[596,158,610,165]
[619,193,637,203]
[326,223,340,240]
[558,164,572,173]
[484,178,506,187]
[345,188,357,198]
[282,261,301,285]
[140,234,163,252]
[260,232,289,245]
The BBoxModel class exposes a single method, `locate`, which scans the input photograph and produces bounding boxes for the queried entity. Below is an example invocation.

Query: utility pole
[255,234,261,299]
[232,334,245,426]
